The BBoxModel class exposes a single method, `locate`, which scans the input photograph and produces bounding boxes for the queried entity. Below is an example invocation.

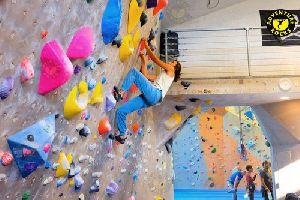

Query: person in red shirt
[245,165,257,200]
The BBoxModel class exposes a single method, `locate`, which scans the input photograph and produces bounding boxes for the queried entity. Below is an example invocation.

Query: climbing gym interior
[1,0,300,200]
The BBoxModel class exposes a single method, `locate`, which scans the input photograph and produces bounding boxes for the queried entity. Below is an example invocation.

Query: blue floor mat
[175,189,264,200]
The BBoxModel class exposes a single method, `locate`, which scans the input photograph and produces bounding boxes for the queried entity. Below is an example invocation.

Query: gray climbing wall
[0,0,173,199]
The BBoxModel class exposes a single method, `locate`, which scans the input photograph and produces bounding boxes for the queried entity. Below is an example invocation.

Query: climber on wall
[112,38,182,144]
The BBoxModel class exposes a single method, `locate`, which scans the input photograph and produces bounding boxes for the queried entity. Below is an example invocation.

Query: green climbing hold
[211,147,217,154]
[265,141,271,147]
[22,191,30,200]
[247,124,251,127]
[208,177,213,181]
[87,0,94,3]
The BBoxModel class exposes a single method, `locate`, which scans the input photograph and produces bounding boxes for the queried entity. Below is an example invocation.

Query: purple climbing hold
[74,65,81,75]
[0,76,14,100]
[105,180,119,196]
[105,94,116,112]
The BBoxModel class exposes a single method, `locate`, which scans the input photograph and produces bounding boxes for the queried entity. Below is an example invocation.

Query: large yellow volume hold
[56,152,71,178]
[88,82,103,105]
[119,34,134,62]
[128,0,144,34]
[64,81,88,119]
[164,112,182,130]
[133,29,141,49]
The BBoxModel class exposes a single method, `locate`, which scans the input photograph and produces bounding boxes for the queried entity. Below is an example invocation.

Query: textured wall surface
[0,0,174,200]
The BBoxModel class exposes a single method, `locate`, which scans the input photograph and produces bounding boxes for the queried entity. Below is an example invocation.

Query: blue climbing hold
[88,79,97,90]
[102,77,107,84]
[244,111,254,120]
[7,114,56,177]
[102,0,122,44]
[45,160,52,169]
[159,12,165,21]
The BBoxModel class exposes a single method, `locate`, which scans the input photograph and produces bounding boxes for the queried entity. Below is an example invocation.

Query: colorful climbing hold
[132,122,140,133]
[20,57,34,83]
[98,117,112,135]
[133,29,141,49]
[67,26,95,59]
[105,180,119,196]
[89,82,103,105]
[56,152,71,178]
[7,114,56,177]
[119,34,134,62]
[64,81,88,119]
[41,30,48,39]
[38,40,73,95]
[164,112,182,130]
[22,191,30,200]
[128,0,144,33]
[0,76,14,100]
[153,0,168,15]
[102,0,122,44]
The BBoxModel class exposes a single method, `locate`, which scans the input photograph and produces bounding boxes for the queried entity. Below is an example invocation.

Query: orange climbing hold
[132,122,140,133]
[98,117,112,136]
[41,30,48,39]
[153,0,168,15]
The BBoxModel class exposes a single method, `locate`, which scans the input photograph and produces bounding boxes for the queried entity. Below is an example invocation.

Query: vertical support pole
[245,27,251,77]
[164,31,168,63]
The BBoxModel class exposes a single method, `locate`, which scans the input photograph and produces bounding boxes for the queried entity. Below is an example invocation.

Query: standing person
[260,161,274,200]
[113,38,181,144]
[227,166,246,200]
[245,165,257,200]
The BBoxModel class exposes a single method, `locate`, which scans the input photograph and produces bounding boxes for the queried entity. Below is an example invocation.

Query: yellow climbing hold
[133,29,141,49]
[64,81,88,119]
[204,99,213,105]
[69,178,74,187]
[164,112,182,130]
[193,106,202,115]
[128,0,144,34]
[56,152,71,178]
[155,196,164,200]
[88,82,103,105]
[119,34,134,62]
[66,153,73,164]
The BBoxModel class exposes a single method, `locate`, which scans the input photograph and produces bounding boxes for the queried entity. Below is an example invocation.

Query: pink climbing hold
[38,40,73,95]
[67,26,95,59]
[43,144,51,153]
[128,196,135,200]
[20,57,34,83]
[153,0,168,15]
[22,148,34,157]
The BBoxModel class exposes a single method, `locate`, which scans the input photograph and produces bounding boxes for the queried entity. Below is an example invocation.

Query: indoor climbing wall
[173,106,271,189]
[0,0,172,200]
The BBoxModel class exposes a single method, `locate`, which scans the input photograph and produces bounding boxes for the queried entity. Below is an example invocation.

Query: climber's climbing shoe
[113,86,123,102]
[114,135,127,144]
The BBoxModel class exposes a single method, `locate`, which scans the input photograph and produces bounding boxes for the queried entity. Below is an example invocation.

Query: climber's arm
[140,53,157,82]
[143,38,173,71]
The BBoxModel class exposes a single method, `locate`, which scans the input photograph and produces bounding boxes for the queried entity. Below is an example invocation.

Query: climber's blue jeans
[116,68,162,136]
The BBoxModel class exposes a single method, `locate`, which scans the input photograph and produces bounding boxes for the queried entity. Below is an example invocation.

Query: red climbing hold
[153,0,168,15]
[98,117,112,136]
[132,122,140,133]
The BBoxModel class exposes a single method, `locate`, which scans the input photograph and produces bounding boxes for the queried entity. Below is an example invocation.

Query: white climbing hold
[0,174,7,182]
[92,172,103,178]
[79,155,89,163]
[121,168,127,174]
[43,176,53,185]
[79,193,85,200]
[76,123,85,131]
